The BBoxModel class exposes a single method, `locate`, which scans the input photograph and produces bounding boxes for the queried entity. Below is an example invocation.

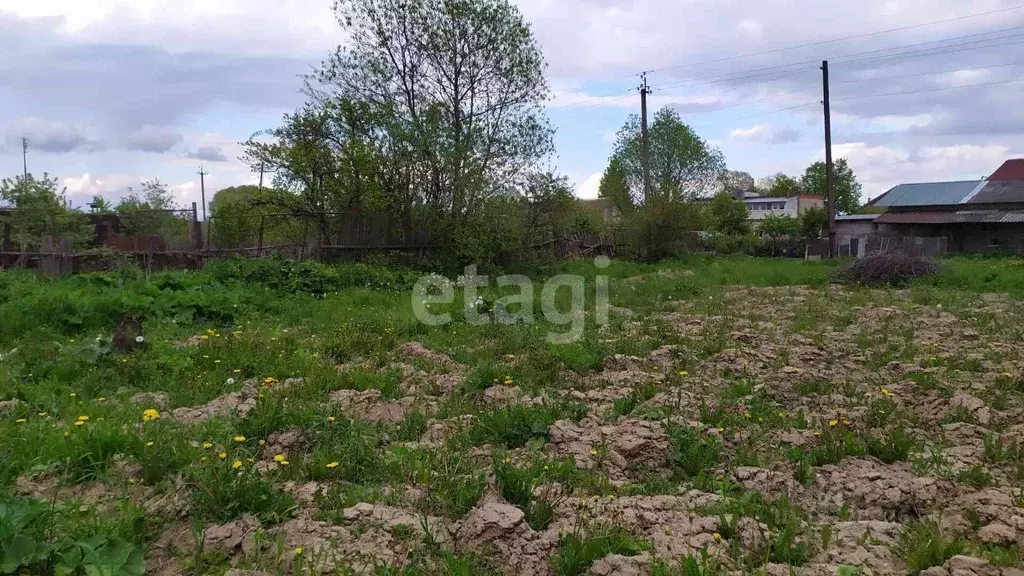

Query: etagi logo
[412,256,612,343]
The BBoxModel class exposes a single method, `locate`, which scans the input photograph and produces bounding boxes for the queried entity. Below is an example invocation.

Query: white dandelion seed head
[227,378,236,385]
[135,335,145,343]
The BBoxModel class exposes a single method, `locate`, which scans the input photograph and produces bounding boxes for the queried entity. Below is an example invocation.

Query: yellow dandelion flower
[69,393,77,397]
[38,412,48,417]
[15,418,26,423]
[294,547,303,555]
[247,458,254,463]
[274,454,286,462]
[142,409,160,422]
[259,439,266,446]
[200,335,209,341]
[713,532,722,542]
[232,460,243,470]
[590,449,598,456]
[664,526,671,535]
[202,442,213,449]
[279,460,289,466]
[77,415,89,421]
[96,397,106,402]
[327,417,336,423]
[326,462,339,469]
[234,436,246,443]
[828,419,839,427]
[146,441,154,447]
[218,452,227,460]
[679,370,689,376]
[74,421,84,427]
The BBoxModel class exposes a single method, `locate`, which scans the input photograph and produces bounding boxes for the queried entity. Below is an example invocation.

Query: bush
[841,252,938,286]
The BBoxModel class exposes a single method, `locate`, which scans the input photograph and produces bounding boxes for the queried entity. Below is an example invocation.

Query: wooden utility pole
[258,161,265,190]
[198,166,208,222]
[22,137,28,180]
[640,72,653,204]
[822,60,836,258]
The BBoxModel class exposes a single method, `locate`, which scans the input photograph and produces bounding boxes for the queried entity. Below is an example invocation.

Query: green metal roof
[870,181,984,207]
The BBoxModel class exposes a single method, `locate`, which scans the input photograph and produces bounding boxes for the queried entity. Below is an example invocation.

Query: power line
[832,58,1024,84]
[652,24,1024,93]
[833,76,1024,101]
[646,4,1024,75]
[834,33,1024,67]
[689,102,818,128]
[547,88,634,110]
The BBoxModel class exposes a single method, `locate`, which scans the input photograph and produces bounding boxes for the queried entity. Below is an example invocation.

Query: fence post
[300,217,310,260]
[257,215,265,258]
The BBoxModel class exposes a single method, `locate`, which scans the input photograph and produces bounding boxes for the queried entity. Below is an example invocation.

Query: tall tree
[610,107,725,204]
[597,157,632,214]
[306,0,552,217]
[759,173,802,197]
[801,158,862,215]
[719,170,755,195]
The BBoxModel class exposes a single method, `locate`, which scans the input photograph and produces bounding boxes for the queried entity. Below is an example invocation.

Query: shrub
[841,252,938,287]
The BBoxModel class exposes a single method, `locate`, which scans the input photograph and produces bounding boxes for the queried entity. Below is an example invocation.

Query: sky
[1,0,1023,212]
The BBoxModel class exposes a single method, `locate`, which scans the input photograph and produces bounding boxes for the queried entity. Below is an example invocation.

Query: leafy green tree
[758,213,800,255]
[719,170,755,195]
[759,173,803,197]
[0,173,92,250]
[707,192,751,236]
[598,157,633,214]
[88,196,113,213]
[610,107,725,203]
[801,158,862,214]
[799,206,827,241]
[115,179,189,245]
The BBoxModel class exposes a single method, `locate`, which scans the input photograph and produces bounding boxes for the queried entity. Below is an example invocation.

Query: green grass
[896,519,965,575]
[551,525,651,576]
[3,255,1024,575]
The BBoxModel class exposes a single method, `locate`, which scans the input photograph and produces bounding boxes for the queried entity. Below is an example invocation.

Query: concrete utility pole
[22,137,28,180]
[640,71,653,204]
[198,166,208,222]
[822,60,836,258]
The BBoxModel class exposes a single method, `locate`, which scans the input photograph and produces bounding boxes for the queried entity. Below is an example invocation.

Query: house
[835,159,1024,256]
[741,193,824,222]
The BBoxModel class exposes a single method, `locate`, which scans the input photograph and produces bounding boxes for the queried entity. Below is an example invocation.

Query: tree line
[2,0,865,265]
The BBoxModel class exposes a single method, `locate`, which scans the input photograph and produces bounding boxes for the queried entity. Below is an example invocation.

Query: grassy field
[2,255,1024,575]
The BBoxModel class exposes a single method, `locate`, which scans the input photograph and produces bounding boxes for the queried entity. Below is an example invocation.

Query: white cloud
[576,172,603,199]
[730,123,802,144]
[62,172,137,203]
[737,19,763,38]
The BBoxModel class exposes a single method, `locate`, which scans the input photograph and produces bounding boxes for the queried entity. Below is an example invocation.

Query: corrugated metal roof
[876,210,1024,224]
[988,159,1024,181]
[869,181,983,207]
[836,214,879,221]
[968,179,1024,204]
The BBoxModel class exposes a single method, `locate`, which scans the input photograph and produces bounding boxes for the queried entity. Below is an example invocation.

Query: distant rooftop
[868,181,984,207]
